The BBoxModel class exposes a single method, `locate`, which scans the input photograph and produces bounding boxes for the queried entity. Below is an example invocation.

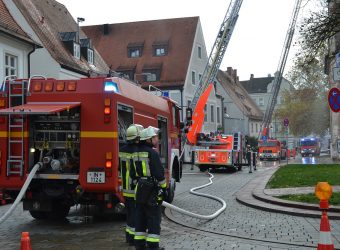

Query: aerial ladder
[186,0,243,145]
[258,0,302,140]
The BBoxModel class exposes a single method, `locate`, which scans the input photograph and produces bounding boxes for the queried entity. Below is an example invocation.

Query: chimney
[227,67,232,75]
[250,74,254,79]
[103,24,109,35]
[233,69,237,82]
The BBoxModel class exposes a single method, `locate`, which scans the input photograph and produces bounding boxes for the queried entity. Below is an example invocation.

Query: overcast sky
[56,0,317,81]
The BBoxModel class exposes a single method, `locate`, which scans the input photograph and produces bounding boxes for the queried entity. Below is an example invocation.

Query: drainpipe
[180,88,184,121]
[27,45,36,78]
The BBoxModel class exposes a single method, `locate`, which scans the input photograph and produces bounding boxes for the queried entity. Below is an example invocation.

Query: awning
[0,102,81,115]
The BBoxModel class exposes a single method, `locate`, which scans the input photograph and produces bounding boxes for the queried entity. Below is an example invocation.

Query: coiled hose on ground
[162,171,226,220]
[0,163,41,224]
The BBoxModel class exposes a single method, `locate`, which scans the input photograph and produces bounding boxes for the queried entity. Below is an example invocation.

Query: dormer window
[73,43,80,59]
[142,63,162,82]
[127,42,144,58]
[129,48,141,58]
[87,49,94,65]
[153,40,169,57]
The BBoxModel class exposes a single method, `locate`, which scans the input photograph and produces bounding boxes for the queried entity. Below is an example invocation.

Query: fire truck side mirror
[186,108,193,122]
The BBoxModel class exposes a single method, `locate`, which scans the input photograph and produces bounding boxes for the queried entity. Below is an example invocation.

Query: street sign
[283,118,289,127]
[261,135,267,142]
[328,87,340,112]
[333,67,340,81]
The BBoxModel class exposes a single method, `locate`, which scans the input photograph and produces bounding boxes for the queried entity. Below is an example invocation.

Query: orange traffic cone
[317,211,334,250]
[20,232,32,250]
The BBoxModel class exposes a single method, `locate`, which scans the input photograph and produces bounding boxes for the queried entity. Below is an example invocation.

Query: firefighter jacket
[119,142,138,198]
[132,142,167,189]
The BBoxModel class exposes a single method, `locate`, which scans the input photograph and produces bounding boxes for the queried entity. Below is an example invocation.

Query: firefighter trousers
[125,197,136,244]
[134,202,162,250]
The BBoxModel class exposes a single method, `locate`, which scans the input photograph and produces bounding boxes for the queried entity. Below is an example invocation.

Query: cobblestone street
[0,162,339,249]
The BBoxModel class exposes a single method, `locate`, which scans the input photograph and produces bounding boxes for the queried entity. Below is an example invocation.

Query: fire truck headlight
[104,81,120,93]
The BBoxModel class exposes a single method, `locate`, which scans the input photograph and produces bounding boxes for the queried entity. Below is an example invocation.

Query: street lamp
[77,17,85,43]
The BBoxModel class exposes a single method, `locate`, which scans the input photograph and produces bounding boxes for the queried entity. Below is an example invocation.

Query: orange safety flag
[187,84,213,145]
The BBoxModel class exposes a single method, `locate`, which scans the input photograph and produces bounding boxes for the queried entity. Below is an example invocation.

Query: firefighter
[119,124,144,245]
[133,126,167,250]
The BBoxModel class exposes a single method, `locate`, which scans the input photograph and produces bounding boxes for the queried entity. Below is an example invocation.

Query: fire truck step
[9,125,24,128]
[9,140,23,143]
[9,156,23,159]
[9,94,24,97]
[8,159,22,162]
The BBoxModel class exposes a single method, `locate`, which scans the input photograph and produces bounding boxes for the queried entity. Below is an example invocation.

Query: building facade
[240,73,294,142]
[4,0,109,79]
[0,0,40,82]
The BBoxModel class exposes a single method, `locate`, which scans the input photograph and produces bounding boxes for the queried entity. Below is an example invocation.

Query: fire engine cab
[194,132,247,172]
[0,76,182,219]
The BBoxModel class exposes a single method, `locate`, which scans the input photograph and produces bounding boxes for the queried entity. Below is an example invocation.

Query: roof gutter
[60,64,90,77]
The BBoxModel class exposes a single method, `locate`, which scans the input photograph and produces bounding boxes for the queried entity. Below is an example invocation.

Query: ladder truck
[185,0,248,171]
[258,0,302,141]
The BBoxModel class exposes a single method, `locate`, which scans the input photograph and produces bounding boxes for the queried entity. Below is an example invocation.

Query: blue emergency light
[104,81,119,93]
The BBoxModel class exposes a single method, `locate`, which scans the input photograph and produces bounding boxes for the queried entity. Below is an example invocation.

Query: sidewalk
[235,165,340,219]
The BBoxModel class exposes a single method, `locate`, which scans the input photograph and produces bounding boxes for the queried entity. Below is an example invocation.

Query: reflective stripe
[135,231,147,240]
[142,161,147,176]
[319,232,333,245]
[122,192,135,198]
[159,179,167,188]
[146,233,160,243]
[126,227,135,235]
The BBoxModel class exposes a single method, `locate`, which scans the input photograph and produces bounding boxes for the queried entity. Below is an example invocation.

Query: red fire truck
[194,133,246,172]
[258,139,287,161]
[0,76,182,219]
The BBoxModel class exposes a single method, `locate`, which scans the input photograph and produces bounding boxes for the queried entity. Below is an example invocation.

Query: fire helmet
[126,124,144,140]
[140,126,159,141]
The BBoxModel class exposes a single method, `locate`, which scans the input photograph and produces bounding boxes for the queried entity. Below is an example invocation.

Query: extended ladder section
[189,0,243,111]
[4,79,27,176]
[258,0,302,140]
[233,132,241,150]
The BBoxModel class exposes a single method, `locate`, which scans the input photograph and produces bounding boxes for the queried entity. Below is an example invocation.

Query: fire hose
[162,171,226,220]
[0,163,42,224]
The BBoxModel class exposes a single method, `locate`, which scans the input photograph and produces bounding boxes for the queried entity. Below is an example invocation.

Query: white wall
[0,34,32,81]
[4,0,86,80]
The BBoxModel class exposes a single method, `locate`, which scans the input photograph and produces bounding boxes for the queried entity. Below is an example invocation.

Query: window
[155,47,167,56]
[142,69,160,82]
[5,54,17,76]
[204,104,207,122]
[198,46,202,59]
[73,43,80,59]
[87,49,94,64]
[211,105,214,122]
[192,71,196,85]
[217,107,220,123]
[256,124,258,132]
[251,123,254,133]
[259,97,264,106]
[129,48,141,58]
[199,73,202,81]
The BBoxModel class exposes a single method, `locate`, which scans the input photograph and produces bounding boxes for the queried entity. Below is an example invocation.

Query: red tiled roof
[83,17,199,88]
[12,0,109,76]
[0,0,38,45]
[217,69,263,120]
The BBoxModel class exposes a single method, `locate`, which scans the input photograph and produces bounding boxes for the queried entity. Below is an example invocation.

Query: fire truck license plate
[87,172,105,183]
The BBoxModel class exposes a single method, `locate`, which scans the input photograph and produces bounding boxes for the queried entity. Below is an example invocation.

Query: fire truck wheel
[48,202,70,220]
[29,210,47,220]
[198,165,206,172]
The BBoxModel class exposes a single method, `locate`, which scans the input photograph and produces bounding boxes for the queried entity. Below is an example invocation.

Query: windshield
[259,141,279,147]
[301,140,317,146]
